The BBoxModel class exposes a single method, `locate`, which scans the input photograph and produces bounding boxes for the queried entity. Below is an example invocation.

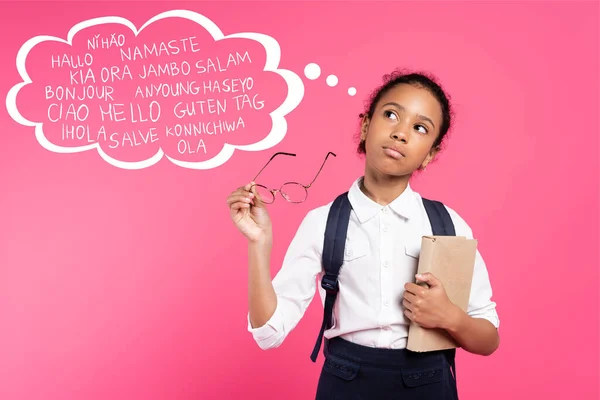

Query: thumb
[416,272,441,288]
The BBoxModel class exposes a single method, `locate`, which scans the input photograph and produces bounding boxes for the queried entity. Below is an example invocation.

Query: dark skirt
[315,337,458,400]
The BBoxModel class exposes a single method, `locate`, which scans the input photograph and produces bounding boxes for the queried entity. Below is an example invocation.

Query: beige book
[406,235,477,352]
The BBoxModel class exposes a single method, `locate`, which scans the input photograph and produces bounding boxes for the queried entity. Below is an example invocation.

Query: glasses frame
[251,151,337,204]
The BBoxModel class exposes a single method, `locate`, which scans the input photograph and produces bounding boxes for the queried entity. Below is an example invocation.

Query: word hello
[51,53,93,69]
[99,102,162,123]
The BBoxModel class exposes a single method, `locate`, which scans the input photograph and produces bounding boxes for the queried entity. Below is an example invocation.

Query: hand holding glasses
[250,152,336,204]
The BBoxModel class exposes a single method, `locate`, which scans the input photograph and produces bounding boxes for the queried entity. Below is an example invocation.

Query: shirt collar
[347,177,420,223]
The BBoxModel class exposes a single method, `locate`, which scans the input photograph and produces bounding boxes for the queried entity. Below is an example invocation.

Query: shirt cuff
[247,305,282,342]
[468,308,500,329]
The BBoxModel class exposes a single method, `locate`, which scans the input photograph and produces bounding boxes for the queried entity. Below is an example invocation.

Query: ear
[421,146,440,170]
[360,115,370,141]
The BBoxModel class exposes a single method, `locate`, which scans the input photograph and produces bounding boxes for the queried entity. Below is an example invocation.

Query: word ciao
[47,95,264,123]
[49,95,260,155]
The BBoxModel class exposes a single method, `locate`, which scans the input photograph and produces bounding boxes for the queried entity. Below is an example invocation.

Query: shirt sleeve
[445,206,500,329]
[247,207,326,349]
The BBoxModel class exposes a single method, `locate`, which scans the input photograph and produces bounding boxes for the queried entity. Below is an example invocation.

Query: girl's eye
[415,124,428,134]
[384,110,398,120]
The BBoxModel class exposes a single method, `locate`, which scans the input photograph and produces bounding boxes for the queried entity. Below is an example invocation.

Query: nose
[390,128,408,143]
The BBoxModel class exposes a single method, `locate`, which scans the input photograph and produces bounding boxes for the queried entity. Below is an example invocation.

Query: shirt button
[382,207,388,214]
[383,261,390,268]
[345,248,353,257]
[382,225,389,232]
[383,300,389,306]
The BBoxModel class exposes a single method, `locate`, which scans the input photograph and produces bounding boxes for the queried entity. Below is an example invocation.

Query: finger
[416,272,441,288]
[404,309,414,321]
[404,282,426,296]
[229,204,251,220]
[230,201,251,210]
[233,184,256,196]
[402,299,413,311]
[230,202,251,219]
[227,193,255,207]
[250,184,267,205]
[403,290,419,303]
[228,194,254,206]
[228,198,254,209]
[245,182,260,202]
[236,186,255,197]
[227,188,250,202]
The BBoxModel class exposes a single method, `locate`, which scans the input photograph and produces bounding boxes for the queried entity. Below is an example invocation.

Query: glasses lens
[253,184,275,204]
[280,183,308,203]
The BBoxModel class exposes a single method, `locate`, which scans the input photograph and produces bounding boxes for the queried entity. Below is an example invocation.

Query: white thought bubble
[5,10,305,170]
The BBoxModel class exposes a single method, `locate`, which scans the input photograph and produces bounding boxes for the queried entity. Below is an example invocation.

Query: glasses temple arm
[306,152,337,188]
[252,152,296,182]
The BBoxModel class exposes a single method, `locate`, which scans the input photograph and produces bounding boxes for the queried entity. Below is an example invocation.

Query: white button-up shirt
[248,177,500,350]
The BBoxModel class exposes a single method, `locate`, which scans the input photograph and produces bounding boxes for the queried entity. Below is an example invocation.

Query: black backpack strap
[310,192,352,362]
[422,197,456,236]
[421,197,458,385]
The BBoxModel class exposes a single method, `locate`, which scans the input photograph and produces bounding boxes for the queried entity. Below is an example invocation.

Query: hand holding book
[406,236,478,352]
[403,272,462,330]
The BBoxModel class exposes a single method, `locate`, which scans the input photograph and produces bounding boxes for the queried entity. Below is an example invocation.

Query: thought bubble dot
[348,87,357,96]
[326,75,338,87]
[304,63,321,80]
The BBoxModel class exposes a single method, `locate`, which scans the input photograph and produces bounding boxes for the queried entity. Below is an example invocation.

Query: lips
[383,146,404,160]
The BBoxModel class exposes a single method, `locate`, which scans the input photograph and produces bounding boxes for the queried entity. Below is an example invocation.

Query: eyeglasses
[250,151,336,204]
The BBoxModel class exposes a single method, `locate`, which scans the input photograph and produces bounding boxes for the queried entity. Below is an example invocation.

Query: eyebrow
[382,102,436,129]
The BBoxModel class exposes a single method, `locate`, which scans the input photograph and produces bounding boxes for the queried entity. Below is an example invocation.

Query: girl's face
[361,83,443,179]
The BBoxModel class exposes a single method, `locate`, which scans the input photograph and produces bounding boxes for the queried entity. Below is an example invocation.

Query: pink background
[0,1,598,399]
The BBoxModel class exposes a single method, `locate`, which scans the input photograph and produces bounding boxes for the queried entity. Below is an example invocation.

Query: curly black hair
[357,69,454,155]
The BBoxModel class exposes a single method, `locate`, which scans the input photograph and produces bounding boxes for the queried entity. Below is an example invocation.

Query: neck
[360,170,411,206]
